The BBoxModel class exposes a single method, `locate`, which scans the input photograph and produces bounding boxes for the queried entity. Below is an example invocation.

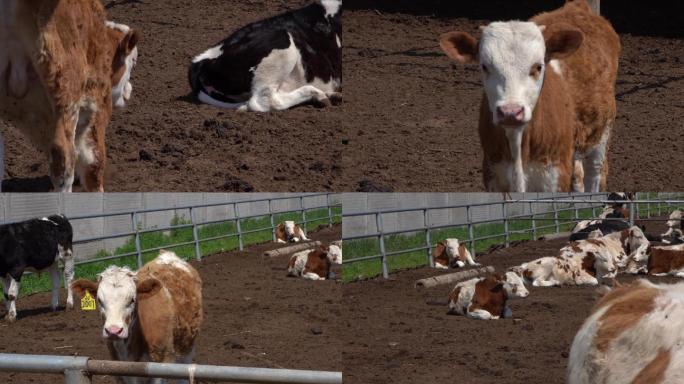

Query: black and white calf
[188,0,342,111]
[0,215,74,321]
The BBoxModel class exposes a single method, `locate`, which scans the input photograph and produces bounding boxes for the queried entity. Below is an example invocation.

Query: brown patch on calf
[468,274,507,318]
[586,239,604,247]
[570,242,583,253]
[594,283,659,352]
[432,241,448,268]
[106,27,139,85]
[457,244,469,262]
[523,269,534,281]
[648,248,684,276]
[303,246,331,279]
[275,223,286,242]
[631,349,670,384]
[448,286,462,305]
[581,252,597,277]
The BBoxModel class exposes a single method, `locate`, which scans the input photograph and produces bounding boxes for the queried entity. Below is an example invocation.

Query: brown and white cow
[661,210,682,242]
[568,279,684,383]
[646,244,684,277]
[439,0,620,192]
[0,1,138,192]
[432,238,478,269]
[275,221,308,243]
[519,227,649,286]
[287,243,342,280]
[447,272,529,320]
[71,251,203,377]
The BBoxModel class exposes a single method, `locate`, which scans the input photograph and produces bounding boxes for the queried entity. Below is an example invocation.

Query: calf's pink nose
[106,326,123,336]
[496,105,525,124]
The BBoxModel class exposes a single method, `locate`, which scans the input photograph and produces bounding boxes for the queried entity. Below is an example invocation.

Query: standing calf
[439,0,620,192]
[0,215,74,322]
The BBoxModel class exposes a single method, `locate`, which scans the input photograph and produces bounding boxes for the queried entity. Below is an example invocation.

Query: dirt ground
[341,218,677,383]
[1,0,343,192]
[0,225,341,383]
[340,1,684,192]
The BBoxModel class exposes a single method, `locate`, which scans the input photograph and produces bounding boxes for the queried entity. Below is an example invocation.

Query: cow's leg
[466,253,480,266]
[503,307,513,319]
[467,309,494,320]
[302,272,323,280]
[49,113,77,192]
[48,264,61,311]
[583,122,612,193]
[276,239,286,244]
[533,278,558,287]
[175,346,197,384]
[3,275,20,322]
[75,99,108,192]
[62,245,75,309]
[455,260,465,268]
[572,158,585,192]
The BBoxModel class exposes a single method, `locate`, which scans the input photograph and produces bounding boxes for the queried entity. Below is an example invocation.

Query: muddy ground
[342,218,676,383]
[0,225,341,383]
[1,0,343,192]
[340,1,684,192]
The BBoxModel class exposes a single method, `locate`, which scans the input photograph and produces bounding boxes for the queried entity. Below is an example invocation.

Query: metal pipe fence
[343,193,684,279]
[0,353,342,384]
[2,193,341,270]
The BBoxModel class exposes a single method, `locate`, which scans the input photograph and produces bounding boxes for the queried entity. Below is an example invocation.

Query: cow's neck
[107,311,146,362]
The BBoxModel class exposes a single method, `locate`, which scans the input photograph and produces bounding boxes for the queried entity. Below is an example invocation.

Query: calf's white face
[594,252,617,279]
[283,221,296,241]
[439,21,583,127]
[504,271,529,298]
[667,210,682,228]
[327,244,342,264]
[444,238,460,259]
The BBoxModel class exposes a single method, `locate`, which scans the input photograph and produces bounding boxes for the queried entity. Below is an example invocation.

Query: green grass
[9,206,341,298]
[342,202,677,282]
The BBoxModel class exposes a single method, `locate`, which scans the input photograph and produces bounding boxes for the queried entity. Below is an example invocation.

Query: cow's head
[442,238,461,260]
[503,271,529,298]
[590,251,618,280]
[106,21,140,108]
[283,221,298,242]
[439,21,583,127]
[327,244,343,265]
[667,210,682,229]
[624,226,651,274]
[71,266,161,340]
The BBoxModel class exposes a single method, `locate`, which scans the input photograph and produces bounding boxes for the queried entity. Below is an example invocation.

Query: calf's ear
[71,279,99,297]
[122,29,140,55]
[136,278,162,300]
[541,23,583,61]
[439,31,479,63]
[432,242,446,257]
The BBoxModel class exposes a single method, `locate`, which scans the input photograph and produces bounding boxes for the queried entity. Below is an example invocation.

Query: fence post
[64,369,91,384]
[552,201,560,234]
[269,199,276,242]
[301,196,307,230]
[131,212,143,268]
[190,207,201,261]
[573,195,579,220]
[502,202,509,247]
[424,209,432,267]
[234,203,243,251]
[327,194,334,227]
[530,202,537,240]
[629,200,635,226]
[467,206,475,257]
[376,213,388,279]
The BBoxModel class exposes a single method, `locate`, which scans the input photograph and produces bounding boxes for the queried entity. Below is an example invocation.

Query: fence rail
[2,193,340,270]
[0,353,342,384]
[343,193,683,279]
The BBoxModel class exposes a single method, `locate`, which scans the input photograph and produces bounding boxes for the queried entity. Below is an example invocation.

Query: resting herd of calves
[432,203,684,382]
[0,0,342,192]
[0,216,340,382]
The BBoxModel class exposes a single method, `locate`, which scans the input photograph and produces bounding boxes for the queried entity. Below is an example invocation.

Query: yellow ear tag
[81,290,97,311]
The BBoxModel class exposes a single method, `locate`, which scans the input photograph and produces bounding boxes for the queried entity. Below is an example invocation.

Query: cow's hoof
[313,97,332,108]
[328,92,343,105]
[3,314,16,323]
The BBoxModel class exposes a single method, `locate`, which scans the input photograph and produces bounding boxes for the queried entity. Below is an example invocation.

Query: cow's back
[532,1,620,151]
[137,257,203,356]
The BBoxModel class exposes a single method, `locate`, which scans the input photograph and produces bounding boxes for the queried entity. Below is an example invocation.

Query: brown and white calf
[72,251,203,380]
[661,210,682,243]
[439,0,620,192]
[447,272,529,320]
[287,243,342,280]
[568,279,684,383]
[432,238,478,269]
[0,1,139,192]
[519,227,649,286]
[275,221,308,243]
[646,244,684,277]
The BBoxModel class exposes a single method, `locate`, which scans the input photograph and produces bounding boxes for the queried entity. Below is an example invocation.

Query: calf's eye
[530,63,543,78]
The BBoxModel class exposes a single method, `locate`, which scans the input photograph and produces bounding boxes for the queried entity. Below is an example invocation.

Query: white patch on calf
[155,250,192,274]
[549,59,562,76]
[328,244,342,264]
[504,126,527,192]
[192,44,223,63]
[97,266,138,339]
[320,0,341,17]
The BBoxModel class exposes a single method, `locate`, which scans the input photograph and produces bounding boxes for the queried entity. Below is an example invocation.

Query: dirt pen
[340,0,684,192]
[1,0,343,192]
[0,225,341,384]
[342,218,677,384]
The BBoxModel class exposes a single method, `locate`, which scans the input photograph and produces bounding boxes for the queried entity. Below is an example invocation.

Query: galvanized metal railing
[343,193,683,279]
[0,353,342,384]
[2,193,340,270]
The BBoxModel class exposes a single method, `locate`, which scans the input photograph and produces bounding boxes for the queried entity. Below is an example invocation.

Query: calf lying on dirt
[447,271,529,320]
[275,221,308,243]
[432,238,479,269]
[287,243,342,280]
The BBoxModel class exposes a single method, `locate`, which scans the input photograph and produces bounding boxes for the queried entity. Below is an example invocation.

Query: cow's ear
[122,29,140,55]
[136,278,162,299]
[439,31,479,63]
[71,279,99,297]
[541,23,583,61]
[432,242,446,257]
